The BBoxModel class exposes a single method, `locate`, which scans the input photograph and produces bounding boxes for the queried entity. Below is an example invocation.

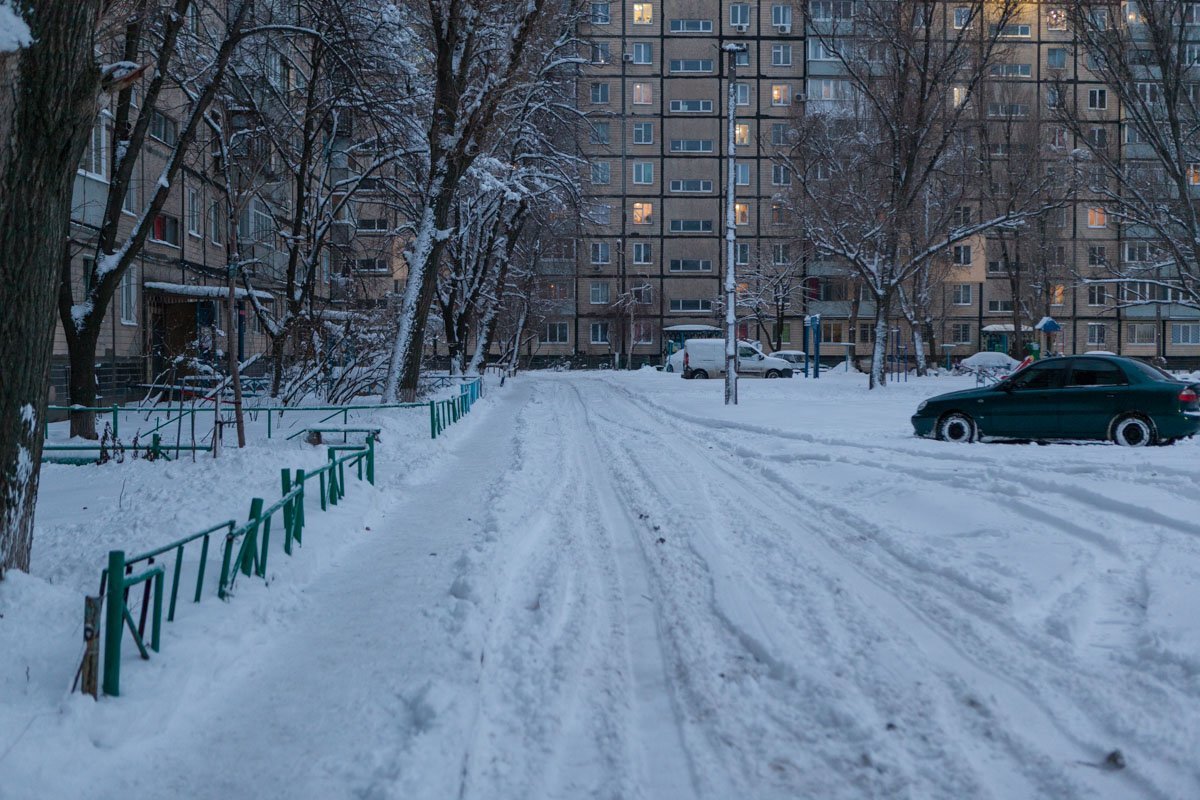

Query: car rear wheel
[937,412,976,443]
[765,369,781,379]
[1111,414,1155,447]
[665,363,674,373]
[691,369,708,380]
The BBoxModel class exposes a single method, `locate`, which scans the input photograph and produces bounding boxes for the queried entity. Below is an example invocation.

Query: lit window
[632,202,653,224]
[1189,164,1200,185]
[735,123,749,146]
[1087,207,1107,227]
[771,84,791,106]
[1051,285,1065,305]
[633,3,652,24]
[735,202,749,225]
[1047,7,1067,30]
[632,82,652,104]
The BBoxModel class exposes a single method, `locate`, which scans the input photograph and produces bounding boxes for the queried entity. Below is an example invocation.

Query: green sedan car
[912,355,1200,446]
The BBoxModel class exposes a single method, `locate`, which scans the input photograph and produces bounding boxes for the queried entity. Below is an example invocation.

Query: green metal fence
[91,437,375,698]
[430,377,484,439]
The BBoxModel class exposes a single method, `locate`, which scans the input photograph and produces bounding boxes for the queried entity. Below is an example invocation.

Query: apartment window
[1088,89,1107,110]
[590,122,611,144]
[632,162,654,184]
[771,165,791,185]
[355,258,390,273]
[544,322,569,343]
[736,243,750,264]
[736,84,751,106]
[987,103,1028,118]
[858,323,875,342]
[952,206,972,227]
[772,243,790,264]
[590,281,610,304]
[730,3,750,26]
[912,4,928,27]
[775,323,792,343]
[1088,284,1107,306]
[1088,245,1107,266]
[1189,164,1200,185]
[632,202,653,224]
[987,259,1005,275]
[670,139,713,153]
[670,18,712,32]
[669,258,711,272]
[669,59,712,73]
[591,242,610,264]
[670,99,713,113]
[208,202,224,245]
[632,122,653,144]
[591,42,611,63]
[735,124,750,146]
[1050,284,1065,306]
[119,265,136,325]
[809,39,836,61]
[632,42,652,64]
[670,179,712,192]
[771,44,792,66]
[670,219,713,232]
[950,323,972,344]
[590,2,610,24]
[186,188,202,237]
[1047,48,1067,69]
[735,203,750,225]
[1047,6,1067,30]
[631,285,654,306]
[1047,87,1064,108]
[632,320,655,344]
[951,284,972,305]
[80,115,107,177]
[632,242,652,264]
[590,83,609,104]
[1186,2,1200,24]
[1127,323,1156,344]
[1125,241,1155,263]
[735,163,750,185]
[670,299,713,312]
[771,84,791,106]
[992,23,1031,37]
[1087,323,1107,345]
[1172,323,1200,344]
[771,123,788,146]
[953,6,971,28]
[1049,126,1069,148]
[989,63,1032,78]
[357,217,388,233]
[149,111,178,145]
[632,83,653,105]
[591,322,610,344]
[591,162,611,184]
[152,214,181,246]
[987,299,1014,313]
[772,4,793,27]
[1137,81,1162,104]
[1087,207,1107,228]
[771,203,785,225]
[952,245,972,265]
[632,3,652,24]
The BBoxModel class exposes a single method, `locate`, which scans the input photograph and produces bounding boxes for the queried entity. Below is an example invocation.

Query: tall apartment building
[554,0,1200,368]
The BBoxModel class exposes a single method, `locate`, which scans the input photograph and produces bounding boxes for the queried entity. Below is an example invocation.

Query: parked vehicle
[682,339,794,379]
[769,350,808,369]
[957,351,1022,372]
[666,348,686,374]
[912,354,1200,446]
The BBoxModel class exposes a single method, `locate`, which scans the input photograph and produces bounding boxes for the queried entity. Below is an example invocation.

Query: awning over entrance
[145,281,274,301]
[981,323,1034,333]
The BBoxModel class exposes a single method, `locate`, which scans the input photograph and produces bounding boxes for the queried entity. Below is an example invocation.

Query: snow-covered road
[6,371,1199,799]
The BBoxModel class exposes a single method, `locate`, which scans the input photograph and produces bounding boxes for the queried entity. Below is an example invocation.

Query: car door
[1057,358,1129,439]
[983,360,1068,438]
[738,345,764,375]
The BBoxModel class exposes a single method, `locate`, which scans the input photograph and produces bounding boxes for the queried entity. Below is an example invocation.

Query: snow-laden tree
[56,0,256,438]
[0,0,103,575]
[380,0,585,402]
[1056,0,1200,311]
[785,0,1059,386]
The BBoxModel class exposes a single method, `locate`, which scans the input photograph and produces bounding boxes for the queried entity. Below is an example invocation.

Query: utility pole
[722,42,747,405]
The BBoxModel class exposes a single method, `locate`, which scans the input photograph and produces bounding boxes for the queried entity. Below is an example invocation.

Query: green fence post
[267,411,272,439]
[429,400,436,439]
[112,405,119,439]
[103,550,126,697]
[281,469,294,555]
[151,433,161,460]
[151,570,164,653]
[294,469,306,542]
[242,498,264,576]
[327,449,339,505]
[366,438,375,485]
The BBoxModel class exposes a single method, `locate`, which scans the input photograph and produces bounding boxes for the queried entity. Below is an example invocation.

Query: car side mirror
[757,354,765,360]
[998,381,1014,393]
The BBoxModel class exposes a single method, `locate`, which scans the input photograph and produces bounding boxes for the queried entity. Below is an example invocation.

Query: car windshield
[1124,359,1175,382]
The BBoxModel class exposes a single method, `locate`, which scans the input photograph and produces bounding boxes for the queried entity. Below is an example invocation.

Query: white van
[682,339,794,379]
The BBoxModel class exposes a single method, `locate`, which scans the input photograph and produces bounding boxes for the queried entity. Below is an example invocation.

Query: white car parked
[682,339,794,379]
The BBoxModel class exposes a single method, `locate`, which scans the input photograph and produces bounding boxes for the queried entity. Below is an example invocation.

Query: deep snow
[2,370,1199,799]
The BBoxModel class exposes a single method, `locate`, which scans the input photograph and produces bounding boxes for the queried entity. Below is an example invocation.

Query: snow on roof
[664,324,720,331]
[321,310,364,321]
[0,1,30,52]
[145,282,274,301]
[981,323,1034,333]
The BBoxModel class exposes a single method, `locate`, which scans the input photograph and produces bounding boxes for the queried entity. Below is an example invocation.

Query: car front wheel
[691,369,708,380]
[765,369,780,379]
[937,412,976,443]
[1111,414,1155,447]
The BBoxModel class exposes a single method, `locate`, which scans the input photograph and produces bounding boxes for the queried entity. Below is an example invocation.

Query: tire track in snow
[584,377,1188,799]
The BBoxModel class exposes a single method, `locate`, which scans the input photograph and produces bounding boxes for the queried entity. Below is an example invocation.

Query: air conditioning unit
[794,91,807,102]
[733,23,748,32]
[622,53,634,62]
[776,23,791,33]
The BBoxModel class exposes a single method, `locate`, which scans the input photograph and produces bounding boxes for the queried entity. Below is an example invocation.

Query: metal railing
[429,378,484,439]
[84,437,375,698]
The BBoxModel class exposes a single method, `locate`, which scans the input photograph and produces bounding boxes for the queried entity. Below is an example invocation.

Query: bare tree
[0,0,103,575]
[1058,0,1200,313]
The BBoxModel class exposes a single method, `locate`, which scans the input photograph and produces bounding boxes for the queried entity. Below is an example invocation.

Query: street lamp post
[723,42,747,406]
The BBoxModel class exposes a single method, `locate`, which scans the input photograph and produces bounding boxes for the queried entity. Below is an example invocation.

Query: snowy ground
[2,369,1199,799]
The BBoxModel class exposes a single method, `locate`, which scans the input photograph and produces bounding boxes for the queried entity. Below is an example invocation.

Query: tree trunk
[269,334,287,398]
[911,326,928,376]
[226,277,245,447]
[64,324,102,438]
[0,0,101,576]
[869,301,889,389]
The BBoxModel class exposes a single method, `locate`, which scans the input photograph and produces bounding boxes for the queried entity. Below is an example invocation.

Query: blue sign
[1035,317,1062,333]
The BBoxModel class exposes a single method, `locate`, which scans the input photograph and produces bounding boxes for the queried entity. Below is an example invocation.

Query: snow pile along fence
[429,378,484,439]
[79,437,376,698]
